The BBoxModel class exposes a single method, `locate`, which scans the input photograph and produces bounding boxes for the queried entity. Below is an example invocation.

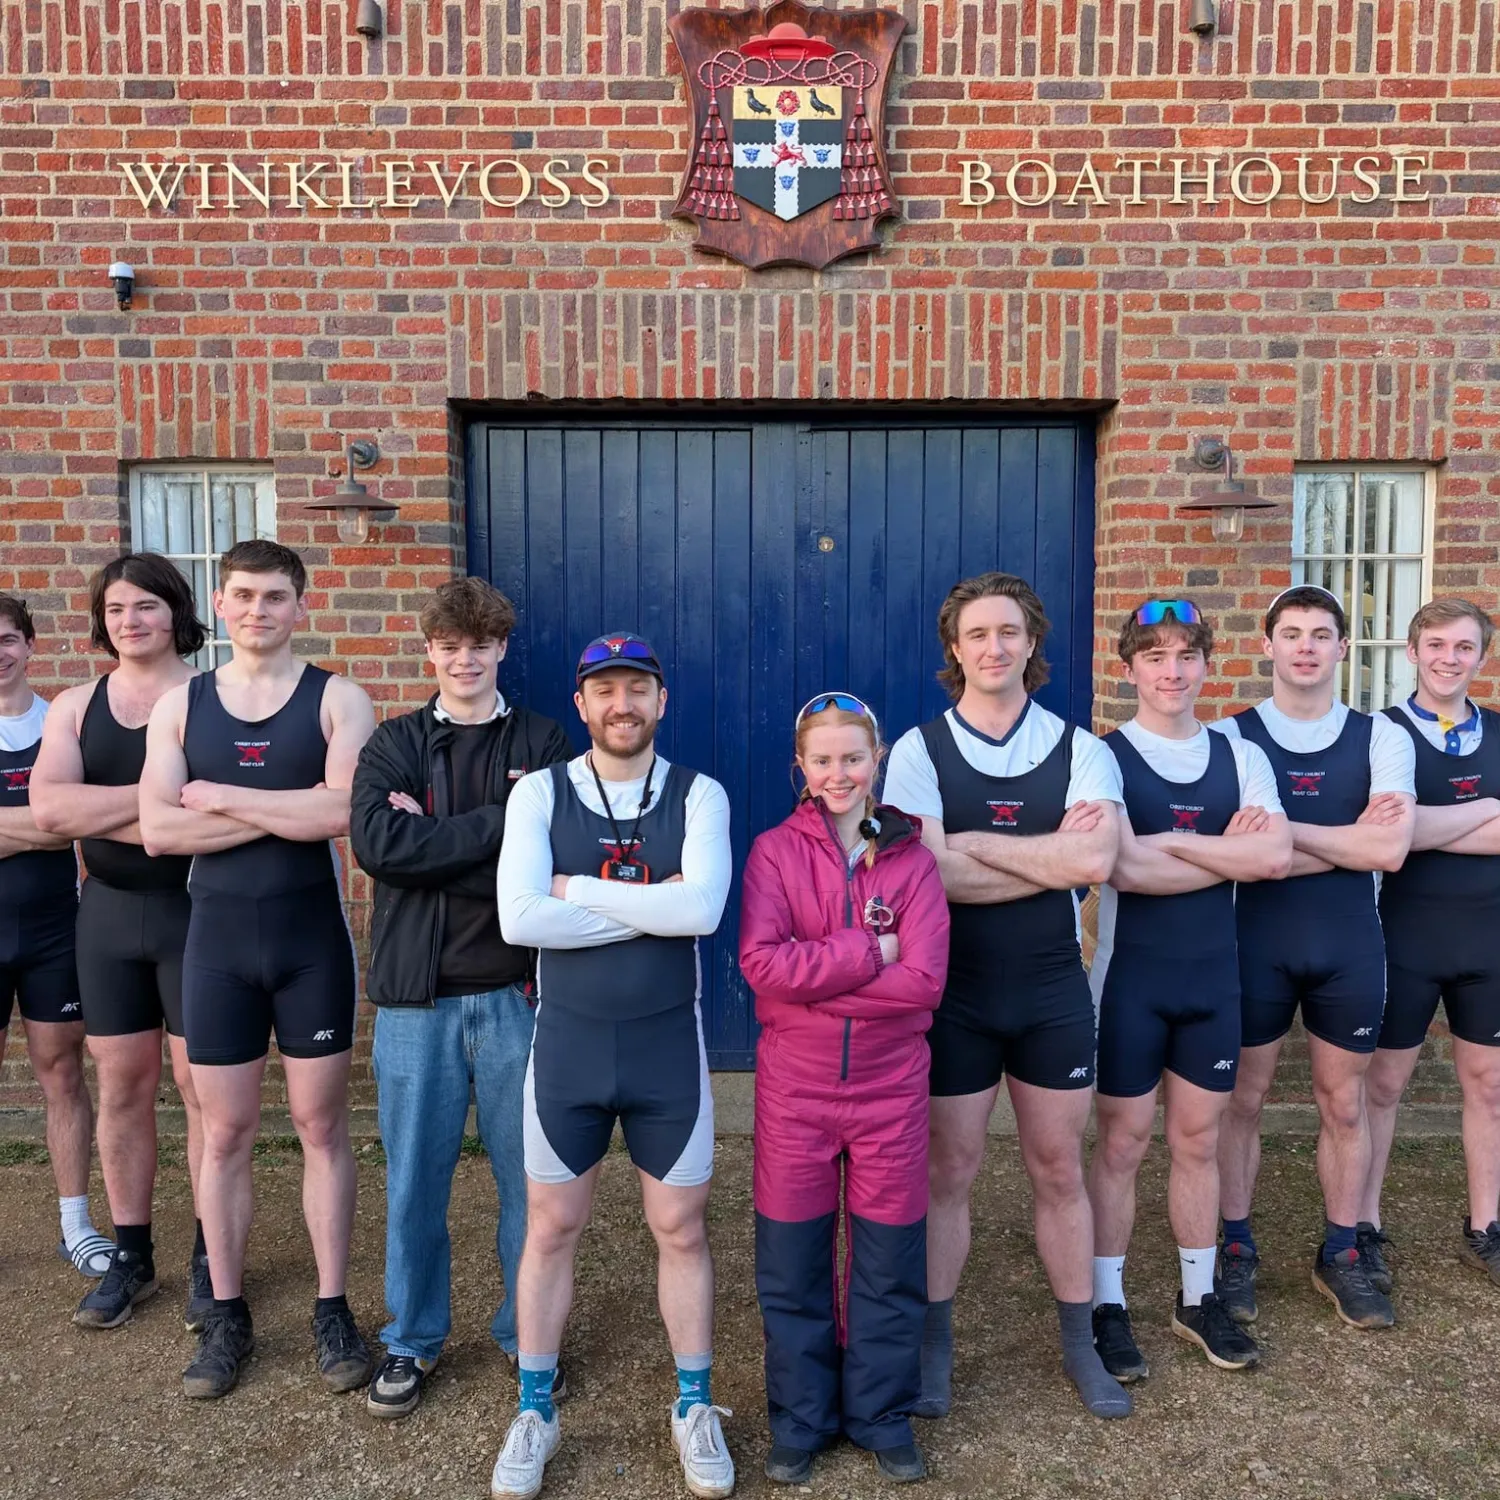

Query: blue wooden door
[466,417,1095,1066]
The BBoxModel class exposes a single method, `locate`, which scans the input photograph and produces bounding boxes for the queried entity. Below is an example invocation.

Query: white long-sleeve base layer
[496,753,732,951]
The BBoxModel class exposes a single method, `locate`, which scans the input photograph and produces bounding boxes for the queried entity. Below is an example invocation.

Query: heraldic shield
[670,1,907,271]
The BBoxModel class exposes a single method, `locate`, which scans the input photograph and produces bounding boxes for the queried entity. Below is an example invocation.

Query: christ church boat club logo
[670,2,905,271]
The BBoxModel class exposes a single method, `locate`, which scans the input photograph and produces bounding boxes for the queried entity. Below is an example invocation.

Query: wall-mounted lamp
[1179,437,1275,543]
[108,262,135,310]
[1189,0,1217,35]
[307,439,396,543]
[355,0,383,38]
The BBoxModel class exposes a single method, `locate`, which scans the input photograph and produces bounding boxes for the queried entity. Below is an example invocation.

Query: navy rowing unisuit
[179,665,356,1065]
[76,677,192,1038]
[0,697,80,1028]
[1094,728,1243,1096]
[917,715,1097,1096]
[1379,705,1500,1050]
[1232,707,1385,1052]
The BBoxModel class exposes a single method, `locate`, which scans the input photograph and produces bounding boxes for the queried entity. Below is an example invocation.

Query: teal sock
[518,1354,558,1422]
[675,1354,712,1417]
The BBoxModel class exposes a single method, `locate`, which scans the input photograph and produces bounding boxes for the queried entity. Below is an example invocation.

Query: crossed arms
[139,675,375,857]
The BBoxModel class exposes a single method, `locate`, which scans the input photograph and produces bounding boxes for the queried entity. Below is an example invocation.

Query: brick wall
[2,1,1497,1096]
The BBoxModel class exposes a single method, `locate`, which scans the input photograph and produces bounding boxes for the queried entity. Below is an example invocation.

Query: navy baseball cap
[575,633,665,685]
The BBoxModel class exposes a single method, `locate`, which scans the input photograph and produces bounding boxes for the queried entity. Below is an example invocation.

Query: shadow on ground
[2,1135,1498,1500]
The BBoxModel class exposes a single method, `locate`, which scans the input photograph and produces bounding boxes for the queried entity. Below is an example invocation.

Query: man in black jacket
[350,578,571,1419]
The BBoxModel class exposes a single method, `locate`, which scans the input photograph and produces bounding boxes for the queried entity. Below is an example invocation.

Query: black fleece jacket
[350,695,572,1007]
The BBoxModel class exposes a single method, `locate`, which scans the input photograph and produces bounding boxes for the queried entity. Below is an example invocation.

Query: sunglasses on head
[1268,584,1343,610]
[579,637,658,666]
[795,692,880,736]
[1133,599,1203,627]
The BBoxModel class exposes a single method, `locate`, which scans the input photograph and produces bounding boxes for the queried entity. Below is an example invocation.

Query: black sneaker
[313,1303,374,1393]
[1216,1239,1260,1325]
[1091,1303,1149,1383]
[1460,1218,1500,1286]
[1170,1293,1261,1370]
[874,1442,927,1483]
[182,1308,255,1399]
[72,1248,158,1330]
[184,1251,213,1333]
[1356,1223,1394,1295]
[1312,1246,1395,1328]
[764,1443,814,1484]
[366,1352,435,1419]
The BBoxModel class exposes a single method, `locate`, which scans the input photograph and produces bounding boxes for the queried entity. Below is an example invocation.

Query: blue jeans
[374,985,535,1362]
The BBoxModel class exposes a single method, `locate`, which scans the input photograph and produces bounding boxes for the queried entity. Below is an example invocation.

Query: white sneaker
[490,1409,561,1500]
[670,1401,735,1498]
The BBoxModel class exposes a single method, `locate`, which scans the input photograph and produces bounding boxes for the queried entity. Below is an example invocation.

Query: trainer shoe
[72,1247,158,1330]
[491,1408,561,1500]
[1460,1218,1500,1286]
[764,1443,813,1485]
[314,1303,374,1393]
[1215,1239,1260,1325]
[1312,1246,1395,1328]
[1091,1303,1149,1383]
[671,1401,735,1499]
[366,1352,436,1419]
[184,1250,213,1333]
[874,1441,927,1482]
[1356,1223,1394,1295]
[1170,1293,1261,1370]
[182,1307,255,1399]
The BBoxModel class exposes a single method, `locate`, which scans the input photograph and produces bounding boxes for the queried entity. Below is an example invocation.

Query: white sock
[1178,1245,1217,1307]
[1092,1255,1126,1309]
[60,1195,94,1246]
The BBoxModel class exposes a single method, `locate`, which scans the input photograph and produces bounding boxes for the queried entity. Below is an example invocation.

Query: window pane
[1358,560,1424,643]
[1357,645,1416,713]
[164,478,204,554]
[210,482,236,552]
[1294,472,1355,556]
[1362,473,1424,556]
[1293,557,1354,619]
[137,474,168,551]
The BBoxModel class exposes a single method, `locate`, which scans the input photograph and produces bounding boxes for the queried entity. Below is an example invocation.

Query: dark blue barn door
[466,416,1095,1066]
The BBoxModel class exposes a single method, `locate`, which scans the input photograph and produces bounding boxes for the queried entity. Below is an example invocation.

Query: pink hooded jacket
[738,798,950,1076]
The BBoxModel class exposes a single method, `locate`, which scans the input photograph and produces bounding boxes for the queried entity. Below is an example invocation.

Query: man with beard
[31,554,210,1330]
[491,634,734,1500]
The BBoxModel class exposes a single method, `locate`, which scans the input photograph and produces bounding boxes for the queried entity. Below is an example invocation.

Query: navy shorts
[928,954,1097,1096]
[0,897,81,1029]
[1381,910,1500,1050]
[182,883,358,1065]
[524,999,714,1185]
[1095,950,1241,1097]
[1237,909,1386,1054]
[77,879,190,1038]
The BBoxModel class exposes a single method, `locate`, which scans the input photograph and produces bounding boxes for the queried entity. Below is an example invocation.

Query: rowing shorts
[77,878,191,1038]
[523,998,714,1186]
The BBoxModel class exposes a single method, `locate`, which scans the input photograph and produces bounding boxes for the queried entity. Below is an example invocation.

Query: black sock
[116,1222,153,1265]
[212,1295,250,1322]
[192,1218,207,1259]
[314,1293,349,1318]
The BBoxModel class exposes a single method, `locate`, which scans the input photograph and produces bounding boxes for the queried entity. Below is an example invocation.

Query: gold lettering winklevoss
[118,157,618,212]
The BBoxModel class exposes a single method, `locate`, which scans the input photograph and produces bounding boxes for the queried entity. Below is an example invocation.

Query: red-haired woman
[739,692,950,1486]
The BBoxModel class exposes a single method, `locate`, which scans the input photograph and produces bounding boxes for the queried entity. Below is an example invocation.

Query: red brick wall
[2,1,1497,1091]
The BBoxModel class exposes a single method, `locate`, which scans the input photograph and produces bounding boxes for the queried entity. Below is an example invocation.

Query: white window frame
[127,465,278,668]
[1291,463,1436,712]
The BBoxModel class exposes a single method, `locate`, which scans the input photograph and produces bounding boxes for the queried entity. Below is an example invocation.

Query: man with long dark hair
[32,554,209,1330]
[883,572,1128,1421]
[0,593,112,1282]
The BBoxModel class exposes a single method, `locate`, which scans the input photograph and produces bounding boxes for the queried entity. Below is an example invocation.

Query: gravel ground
[3,1134,1499,1500]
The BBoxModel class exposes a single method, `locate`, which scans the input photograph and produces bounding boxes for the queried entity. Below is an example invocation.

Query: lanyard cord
[588,752,657,861]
